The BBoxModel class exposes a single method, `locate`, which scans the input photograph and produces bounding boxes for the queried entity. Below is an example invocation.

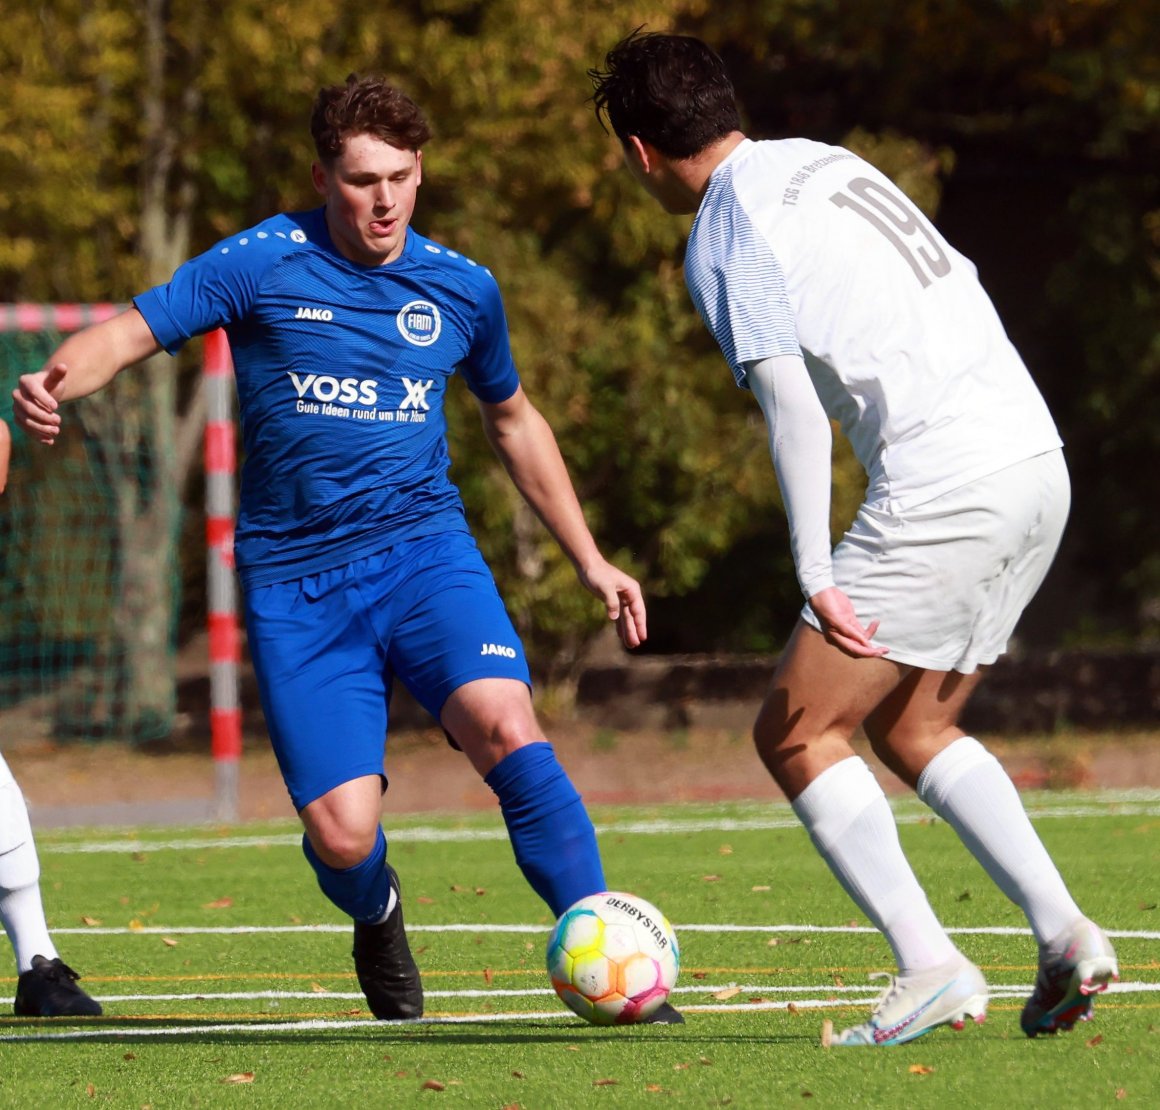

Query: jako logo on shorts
[397,300,442,347]
[480,643,517,658]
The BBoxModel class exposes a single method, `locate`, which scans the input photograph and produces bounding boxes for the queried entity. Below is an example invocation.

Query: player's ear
[415,149,423,187]
[310,161,329,197]
[625,135,652,174]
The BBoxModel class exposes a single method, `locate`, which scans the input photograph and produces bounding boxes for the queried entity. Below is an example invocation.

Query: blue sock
[302,825,393,923]
[484,741,606,917]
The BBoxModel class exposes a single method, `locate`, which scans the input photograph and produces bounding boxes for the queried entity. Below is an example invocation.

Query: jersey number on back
[830,177,951,288]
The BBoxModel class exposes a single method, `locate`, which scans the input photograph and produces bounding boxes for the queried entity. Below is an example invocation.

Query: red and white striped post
[203,329,242,823]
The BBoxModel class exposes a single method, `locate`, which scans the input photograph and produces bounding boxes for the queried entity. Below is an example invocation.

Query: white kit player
[590,30,1118,1045]
[0,420,102,1018]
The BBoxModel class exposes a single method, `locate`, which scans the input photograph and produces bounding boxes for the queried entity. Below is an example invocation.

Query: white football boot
[1021,917,1118,1037]
[833,954,988,1046]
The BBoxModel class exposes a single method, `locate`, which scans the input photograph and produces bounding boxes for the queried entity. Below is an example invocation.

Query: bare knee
[301,777,383,869]
[753,701,856,800]
[442,679,547,776]
[864,722,966,790]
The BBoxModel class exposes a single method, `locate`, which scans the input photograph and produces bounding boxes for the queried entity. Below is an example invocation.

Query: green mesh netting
[1,329,181,743]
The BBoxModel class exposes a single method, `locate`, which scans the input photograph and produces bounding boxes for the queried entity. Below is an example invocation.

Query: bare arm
[12,308,162,445]
[0,419,10,494]
[477,385,647,648]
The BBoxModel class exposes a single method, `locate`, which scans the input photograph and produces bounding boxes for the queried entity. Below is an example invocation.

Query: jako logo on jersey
[480,643,517,658]
[288,372,377,406]
[396,300,442,347]
[294,306,334,322]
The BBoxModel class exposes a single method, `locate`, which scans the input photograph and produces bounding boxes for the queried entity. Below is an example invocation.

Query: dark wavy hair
[588,30,741,159]
[310,74,432,162]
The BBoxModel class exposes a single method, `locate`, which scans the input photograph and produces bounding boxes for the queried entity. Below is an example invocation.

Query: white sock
[792,756,958,975]
[917,737,1083,944]
[0,763,58,972]
[371,885,399,925]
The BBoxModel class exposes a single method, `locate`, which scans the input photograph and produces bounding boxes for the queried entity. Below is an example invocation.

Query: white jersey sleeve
[685,204,801,386]
[746,355,835,598]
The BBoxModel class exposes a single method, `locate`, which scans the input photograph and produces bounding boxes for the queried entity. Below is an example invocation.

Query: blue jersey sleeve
[458,273,520,404]
[133,219,304,354]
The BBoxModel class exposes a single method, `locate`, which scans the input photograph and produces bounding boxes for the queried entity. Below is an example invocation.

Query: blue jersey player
[14,75,682,1024]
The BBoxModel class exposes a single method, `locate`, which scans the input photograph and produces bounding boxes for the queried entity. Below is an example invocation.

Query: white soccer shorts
[801,449,1070,673]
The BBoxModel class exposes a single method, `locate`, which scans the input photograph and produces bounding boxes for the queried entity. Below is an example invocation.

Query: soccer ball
[546,891,680,1024]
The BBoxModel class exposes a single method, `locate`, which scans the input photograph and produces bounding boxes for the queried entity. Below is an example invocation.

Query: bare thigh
[863,666,987,788]
[754,620,907,800]
[440,678,548,778]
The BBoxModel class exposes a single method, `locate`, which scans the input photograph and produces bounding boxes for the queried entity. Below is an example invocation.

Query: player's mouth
[368,219,396,237]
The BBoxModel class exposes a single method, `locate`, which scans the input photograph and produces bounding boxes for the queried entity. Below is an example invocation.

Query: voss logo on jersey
[288,371,378,406]
[397,300,442,347]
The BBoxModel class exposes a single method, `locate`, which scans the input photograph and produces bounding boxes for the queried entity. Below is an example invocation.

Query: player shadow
[1,1020,815,1048]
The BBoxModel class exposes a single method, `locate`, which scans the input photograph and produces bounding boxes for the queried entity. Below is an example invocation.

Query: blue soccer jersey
[134,209,521,588]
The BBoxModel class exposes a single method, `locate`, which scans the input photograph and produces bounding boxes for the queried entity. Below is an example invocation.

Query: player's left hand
[581,561,648,649]
[808,586,888,658]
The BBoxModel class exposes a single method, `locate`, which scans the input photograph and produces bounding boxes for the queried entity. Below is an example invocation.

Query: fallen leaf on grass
[81,915,102,927]
[702,875,721,883]
[203,897,233,910]
[751,885,770,892]
[767,938,780,947]
[86,1084,95,1097]
[787,1003,799,1015]
[310,982,326,993]
[161,938,178,948]
[223,1073,255,1084]
[646,1085,666,1093]
[123,1053,136,1061]
[1139,901,1157,911]
[510,1071,524,1079]
[565,1045,580,1052]
[1086,1034,1104,1048]
[417,896,436,905]
[713,988,742,1001]
[908,1065,934,1076]
[692,971,708,980]
[700,1057,713,1066]
[475,887,487,896]
[421,1079,445,1091]
[1116,1089,1127,1100]
[593,1079,618,1087]
[483,968,494,986]
[673,1063,690,1071]
[719,844,733,855]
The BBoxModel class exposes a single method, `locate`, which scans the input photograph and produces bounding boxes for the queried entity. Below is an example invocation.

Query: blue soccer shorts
[243,530,531,811]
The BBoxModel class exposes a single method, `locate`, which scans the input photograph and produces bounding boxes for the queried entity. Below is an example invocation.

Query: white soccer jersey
[685,138,1062,511]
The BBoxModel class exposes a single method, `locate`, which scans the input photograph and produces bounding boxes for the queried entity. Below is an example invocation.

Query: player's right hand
[807,586,888,659]
[13,363,67,445]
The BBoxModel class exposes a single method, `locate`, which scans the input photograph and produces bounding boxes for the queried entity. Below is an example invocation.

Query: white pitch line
[67,979,1160,1007]
[4,981,1157,1044]
[38,793,1160,855]
[47,922,1160,940]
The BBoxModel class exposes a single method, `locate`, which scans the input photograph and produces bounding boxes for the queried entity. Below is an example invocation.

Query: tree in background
[0,1,1155,738]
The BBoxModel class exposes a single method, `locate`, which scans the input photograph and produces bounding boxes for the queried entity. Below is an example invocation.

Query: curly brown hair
[310,74,432,162]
